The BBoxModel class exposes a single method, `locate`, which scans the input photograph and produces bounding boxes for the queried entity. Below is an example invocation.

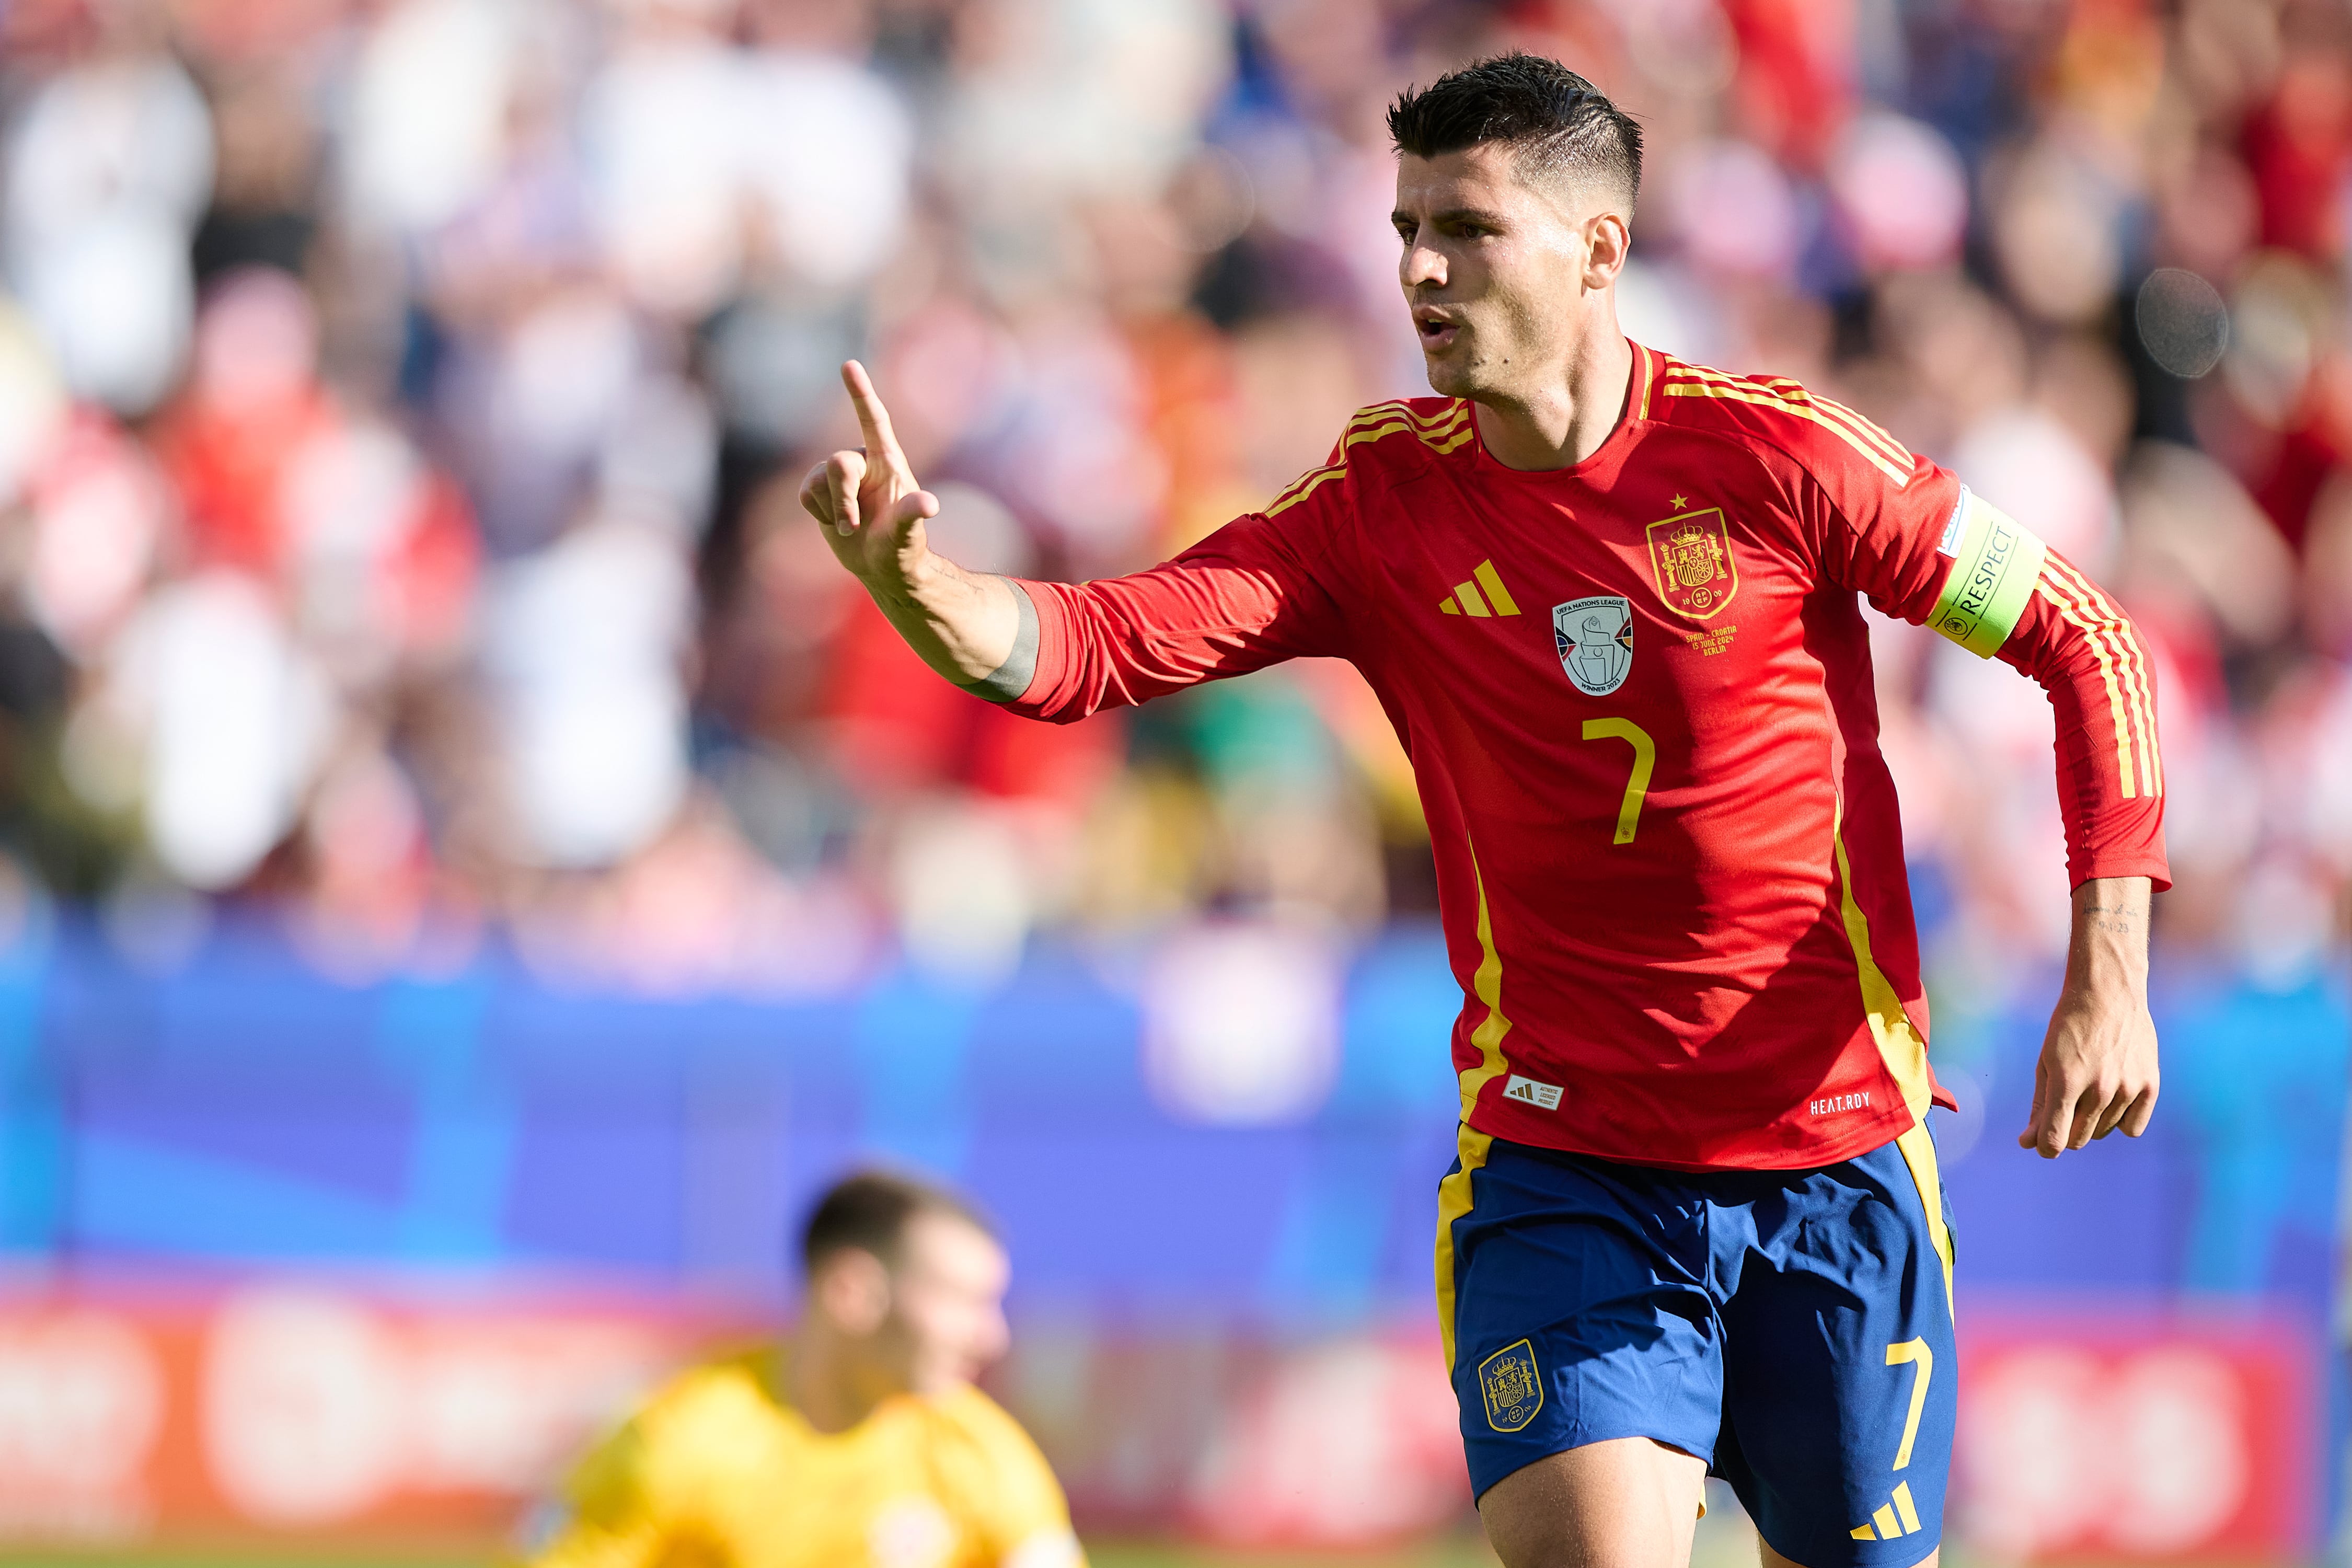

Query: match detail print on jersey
[1926,487,2046,658]
[1645,506,1739,619]
[1553,596,1632,694]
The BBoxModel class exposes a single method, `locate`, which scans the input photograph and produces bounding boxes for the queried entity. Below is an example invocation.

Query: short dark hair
[1387,53,1642,211]
[799,1169,995,1274]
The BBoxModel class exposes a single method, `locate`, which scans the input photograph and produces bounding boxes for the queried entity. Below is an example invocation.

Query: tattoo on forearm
[2081,902,2143,940]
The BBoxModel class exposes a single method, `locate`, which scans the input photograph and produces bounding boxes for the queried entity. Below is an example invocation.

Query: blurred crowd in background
[0,0,2345,1000]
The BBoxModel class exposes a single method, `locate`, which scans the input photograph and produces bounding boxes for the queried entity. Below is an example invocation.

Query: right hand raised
[798,360,940,601]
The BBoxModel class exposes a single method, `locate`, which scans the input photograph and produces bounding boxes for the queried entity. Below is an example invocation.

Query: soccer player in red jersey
[801,53,2161,1568]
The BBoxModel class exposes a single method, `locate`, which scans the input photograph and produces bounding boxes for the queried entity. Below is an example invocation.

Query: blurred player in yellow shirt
[528,1171,1083,1568]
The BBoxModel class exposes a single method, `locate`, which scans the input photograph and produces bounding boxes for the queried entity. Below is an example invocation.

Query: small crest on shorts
[1478,1338,1543,1433]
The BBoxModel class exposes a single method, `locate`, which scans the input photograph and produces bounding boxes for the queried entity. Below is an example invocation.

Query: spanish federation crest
[1646,505,1739,620]
[1553,595,1633,696]
[1478,1338,1543,1433]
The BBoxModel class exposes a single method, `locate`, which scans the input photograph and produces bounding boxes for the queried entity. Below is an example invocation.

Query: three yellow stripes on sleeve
[2036,552,2163,800]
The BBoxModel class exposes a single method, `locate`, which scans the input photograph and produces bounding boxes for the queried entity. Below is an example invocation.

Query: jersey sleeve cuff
[977,577,1071,718]
[2065,850,2172,894]
[958,578,1040,702]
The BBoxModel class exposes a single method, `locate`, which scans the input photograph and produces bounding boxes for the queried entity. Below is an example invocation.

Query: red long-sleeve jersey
[998,344,2167,1170]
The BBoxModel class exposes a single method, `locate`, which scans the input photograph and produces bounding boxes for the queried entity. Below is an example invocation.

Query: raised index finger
[841,360,907,469]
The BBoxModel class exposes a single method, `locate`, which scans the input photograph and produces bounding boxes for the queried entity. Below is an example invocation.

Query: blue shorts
[1437,1127,1957,1567]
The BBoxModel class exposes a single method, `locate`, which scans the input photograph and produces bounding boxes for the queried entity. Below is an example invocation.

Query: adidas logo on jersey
[1439,559,1521,617]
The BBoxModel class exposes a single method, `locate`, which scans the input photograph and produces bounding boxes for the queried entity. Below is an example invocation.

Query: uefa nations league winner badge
[1554,596,1633,695]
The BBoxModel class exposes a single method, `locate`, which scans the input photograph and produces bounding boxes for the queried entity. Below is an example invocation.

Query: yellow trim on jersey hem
[1436,841,1515,1373]
[1458,845,1515,1121]
[1830,809,1955,1317]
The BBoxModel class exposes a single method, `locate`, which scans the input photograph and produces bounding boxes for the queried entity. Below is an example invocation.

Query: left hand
[2017,979,2159,1157]
[2018,877,2159,1158]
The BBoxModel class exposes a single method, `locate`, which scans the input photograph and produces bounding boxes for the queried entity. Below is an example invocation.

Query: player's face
[879,1213,1012,1396]
[1393,143,1624,402]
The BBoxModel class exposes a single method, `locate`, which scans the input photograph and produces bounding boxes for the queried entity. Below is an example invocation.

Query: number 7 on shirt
[1582,717,1654,845]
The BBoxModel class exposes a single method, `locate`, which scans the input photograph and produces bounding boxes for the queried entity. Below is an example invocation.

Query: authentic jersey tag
[1502,1074,1564,1111]
[1553,597,1633,696]
[1928,487,2046,658]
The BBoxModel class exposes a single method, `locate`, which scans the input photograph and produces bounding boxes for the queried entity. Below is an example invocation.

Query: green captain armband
[1924,488,2046,658]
